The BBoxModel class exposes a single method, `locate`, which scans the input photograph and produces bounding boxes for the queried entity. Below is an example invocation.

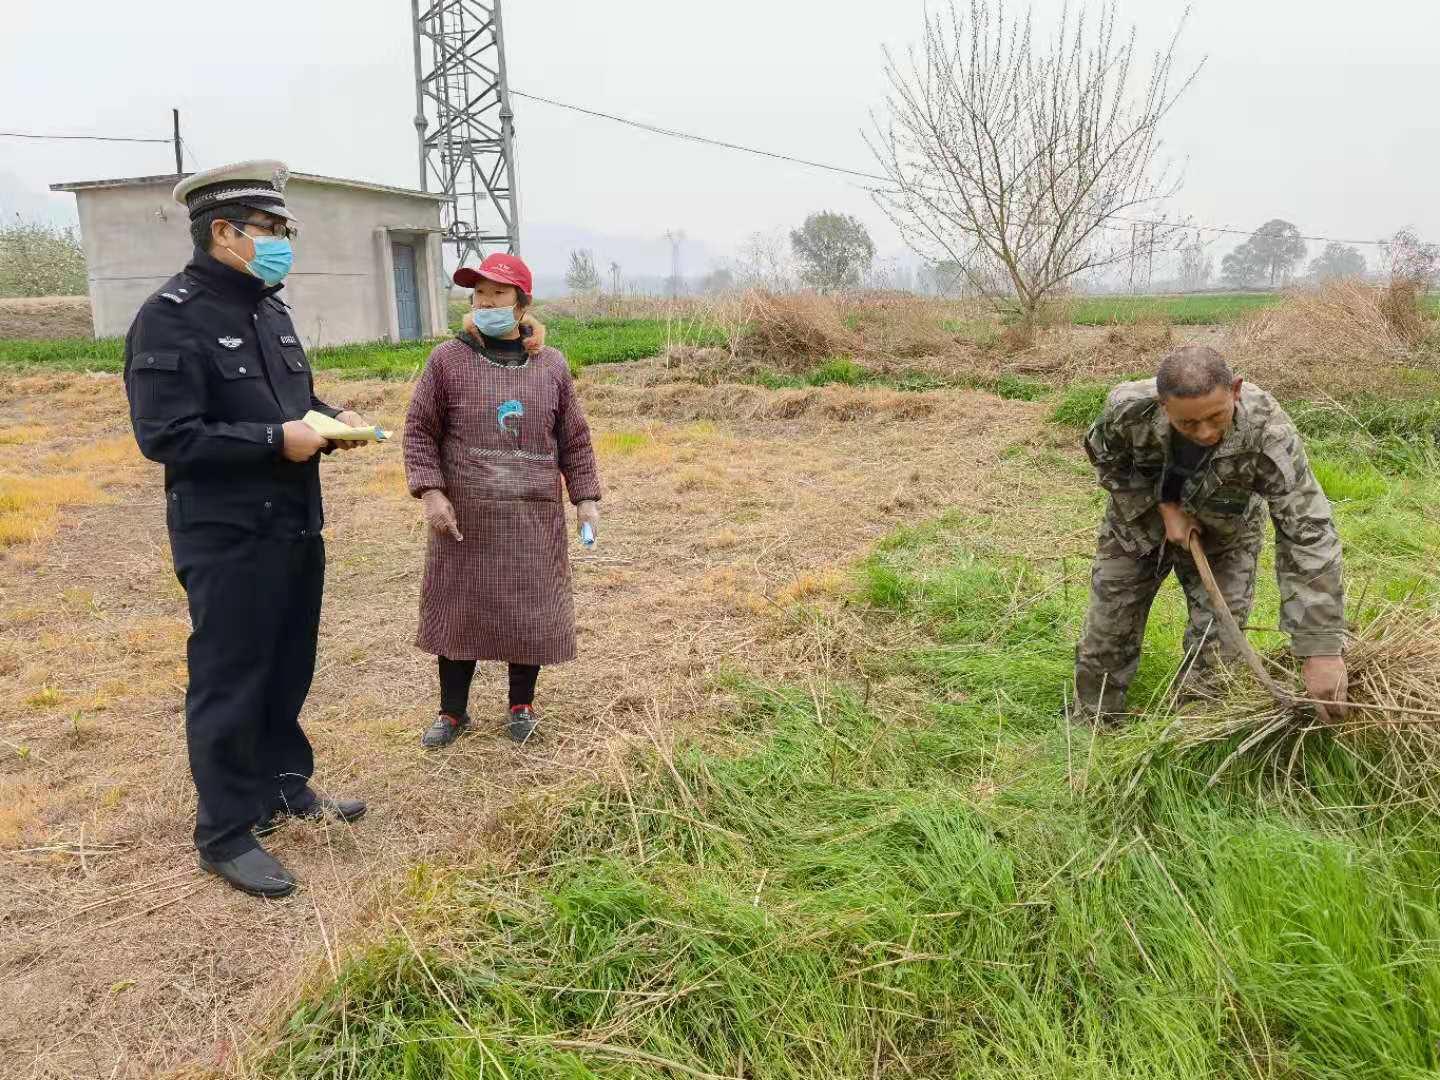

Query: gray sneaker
[422,711,469,749]
[506,705,538,743]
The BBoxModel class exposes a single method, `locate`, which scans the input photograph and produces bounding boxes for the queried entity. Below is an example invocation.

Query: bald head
[1155,345,1244,447]
[1156,345,1234,400]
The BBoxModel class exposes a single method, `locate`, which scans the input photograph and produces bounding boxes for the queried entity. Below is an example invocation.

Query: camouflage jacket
[1084,378,1345,656]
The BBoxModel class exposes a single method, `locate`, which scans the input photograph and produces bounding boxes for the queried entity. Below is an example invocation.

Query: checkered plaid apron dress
[403,339,601,664]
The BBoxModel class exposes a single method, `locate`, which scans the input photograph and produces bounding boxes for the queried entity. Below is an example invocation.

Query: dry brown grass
[0,296,92,340]
[0,425,51,446]
[582,380,952,426]
[1228,280,1440,398]
[740,290,858,369]
[0,367,1043,1078]
[0,472,109,546]
[841,293,967,359]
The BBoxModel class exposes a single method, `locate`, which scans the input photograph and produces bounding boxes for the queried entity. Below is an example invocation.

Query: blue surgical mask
[471,306,518,337]
[244,235,294,286]
[227,223,294,286]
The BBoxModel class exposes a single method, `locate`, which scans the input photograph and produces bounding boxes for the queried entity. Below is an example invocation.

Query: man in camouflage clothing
[1074,344,1348,720]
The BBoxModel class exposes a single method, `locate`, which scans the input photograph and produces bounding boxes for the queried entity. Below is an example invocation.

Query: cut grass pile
[1149,605,1440,813]
[261,407,1440,1078]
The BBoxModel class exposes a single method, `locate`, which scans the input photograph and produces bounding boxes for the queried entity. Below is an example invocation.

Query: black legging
[439,656,540,716]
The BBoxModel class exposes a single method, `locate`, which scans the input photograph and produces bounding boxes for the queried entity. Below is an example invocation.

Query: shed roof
[50,170,448,202]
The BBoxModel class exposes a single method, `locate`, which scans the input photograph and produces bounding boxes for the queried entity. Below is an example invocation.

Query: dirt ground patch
[0,367,1042,1078]
[0,296,94,340]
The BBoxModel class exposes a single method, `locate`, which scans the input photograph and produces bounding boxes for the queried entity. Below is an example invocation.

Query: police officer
[124,160,368,898]
[1075,345,1349,723]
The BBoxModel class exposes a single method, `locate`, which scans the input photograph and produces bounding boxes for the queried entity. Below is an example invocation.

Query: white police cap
[172,159,297,223]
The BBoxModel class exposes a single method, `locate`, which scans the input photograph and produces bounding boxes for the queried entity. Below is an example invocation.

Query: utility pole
[664,229,685,298]
[1147,222,1156,292]
[172,109,183,174]
[411,0,522,265]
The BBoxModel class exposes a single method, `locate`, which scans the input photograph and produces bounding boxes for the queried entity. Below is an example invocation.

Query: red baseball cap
[454,253,533,296]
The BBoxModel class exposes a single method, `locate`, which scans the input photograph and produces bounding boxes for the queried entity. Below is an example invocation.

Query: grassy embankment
[257,374,1440,1077]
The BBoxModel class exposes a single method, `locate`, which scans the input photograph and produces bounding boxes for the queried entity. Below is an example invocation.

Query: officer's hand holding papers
[302,409,389,447]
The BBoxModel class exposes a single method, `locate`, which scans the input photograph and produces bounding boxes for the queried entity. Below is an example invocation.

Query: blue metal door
[392,242,421,341]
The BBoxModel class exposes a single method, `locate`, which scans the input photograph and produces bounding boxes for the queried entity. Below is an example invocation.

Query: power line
[508,90,885,183]
[511,88,1398,248]
[179,136,201,171]
[0,130,170,144]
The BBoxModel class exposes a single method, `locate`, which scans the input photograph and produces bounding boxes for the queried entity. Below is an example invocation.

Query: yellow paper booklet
[303,410,390,442]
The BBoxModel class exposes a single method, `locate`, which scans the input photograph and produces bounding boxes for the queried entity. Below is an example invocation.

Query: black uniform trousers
[173,524,324,860]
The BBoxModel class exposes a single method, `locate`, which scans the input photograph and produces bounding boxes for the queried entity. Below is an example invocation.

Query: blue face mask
[471,306,518,337]
[244,235,294,286]
[227,223,294,286]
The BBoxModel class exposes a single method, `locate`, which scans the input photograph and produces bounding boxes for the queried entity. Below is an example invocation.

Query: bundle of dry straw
[1163,606,1440,807]
[740,290,858,369]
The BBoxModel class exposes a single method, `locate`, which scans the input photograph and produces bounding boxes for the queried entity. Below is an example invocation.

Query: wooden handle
[1187,534,1292,706]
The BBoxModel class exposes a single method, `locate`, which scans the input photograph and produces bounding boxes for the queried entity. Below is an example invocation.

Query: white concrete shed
[50,171,450,347]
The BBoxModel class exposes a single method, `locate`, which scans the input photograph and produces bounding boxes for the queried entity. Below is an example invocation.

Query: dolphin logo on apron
[497,399,524,435]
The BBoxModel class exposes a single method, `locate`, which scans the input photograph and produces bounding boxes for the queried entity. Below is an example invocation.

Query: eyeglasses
[225,218,298,241]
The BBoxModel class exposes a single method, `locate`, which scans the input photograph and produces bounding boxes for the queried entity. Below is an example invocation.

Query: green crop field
[0,317,728,380]
[1068,293,1281,325]
[1068,292,1440,326]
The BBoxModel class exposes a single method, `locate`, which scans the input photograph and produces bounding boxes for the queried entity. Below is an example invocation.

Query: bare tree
[1178,238,1211,291]
[734,230,796,291]
[565,248,601,294]
[1380,228,1439,291]
[870,0,1200,322]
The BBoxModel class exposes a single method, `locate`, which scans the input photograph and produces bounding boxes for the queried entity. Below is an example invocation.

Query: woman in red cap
[403,254,602,745]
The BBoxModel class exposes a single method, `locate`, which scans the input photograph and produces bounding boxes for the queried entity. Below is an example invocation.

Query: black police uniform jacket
[124,250,341,535]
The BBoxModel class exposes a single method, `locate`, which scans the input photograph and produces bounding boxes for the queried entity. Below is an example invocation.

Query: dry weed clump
[740,290,857,369]
[1228,280,1437,398]
[1158,606,1440,811]
[841,293,963,359]
[658,344,762,386]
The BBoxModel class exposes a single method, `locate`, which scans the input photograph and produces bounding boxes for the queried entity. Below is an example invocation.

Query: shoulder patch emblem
[161,292,183,304]
[218,337,243,350]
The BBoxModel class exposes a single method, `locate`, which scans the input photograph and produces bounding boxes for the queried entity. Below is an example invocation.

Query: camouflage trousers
[1073,528,1264,718]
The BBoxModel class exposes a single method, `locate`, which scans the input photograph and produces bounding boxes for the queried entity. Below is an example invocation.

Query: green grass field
[0,318,728,380]
[1068,293,1281,325]
[259,386,1440,1078]
[1067,292,1440,326]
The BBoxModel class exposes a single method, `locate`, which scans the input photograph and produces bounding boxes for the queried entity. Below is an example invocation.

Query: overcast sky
[4,0,1439,282]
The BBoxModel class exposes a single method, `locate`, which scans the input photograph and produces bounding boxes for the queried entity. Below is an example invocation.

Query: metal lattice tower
[411,0,520,265]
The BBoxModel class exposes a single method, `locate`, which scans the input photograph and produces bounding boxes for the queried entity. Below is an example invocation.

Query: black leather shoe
[257,796,367,835]
[199,844,298,899]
